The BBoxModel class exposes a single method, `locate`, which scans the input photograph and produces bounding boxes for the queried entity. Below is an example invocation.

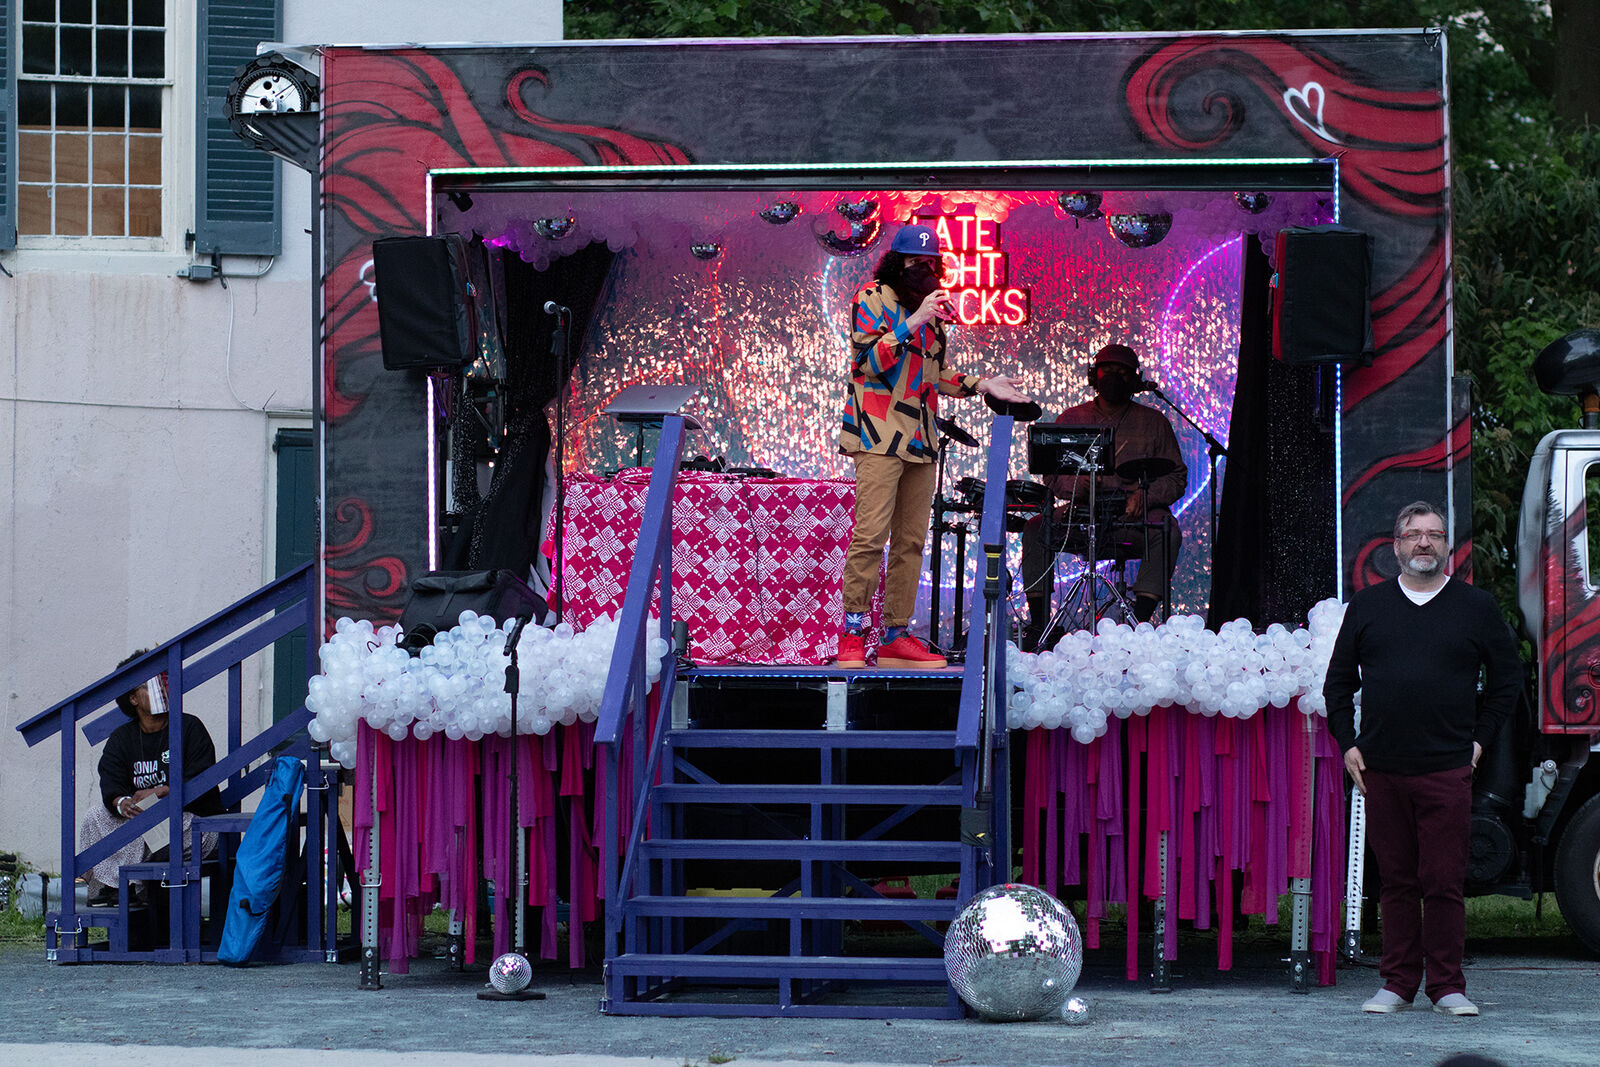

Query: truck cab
[1504,332,1600,952]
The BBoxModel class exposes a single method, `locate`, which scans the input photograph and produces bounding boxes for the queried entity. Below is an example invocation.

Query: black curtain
[1208,237,1338,627]
[443,242,618,575]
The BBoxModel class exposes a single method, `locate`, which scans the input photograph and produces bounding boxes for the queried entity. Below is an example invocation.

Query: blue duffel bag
[218,755,306,965]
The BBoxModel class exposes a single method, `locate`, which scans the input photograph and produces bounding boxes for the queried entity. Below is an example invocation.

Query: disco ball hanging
[1058,191,1104,221]
[1106,211,1172,249]
[690,242,723,260]
[532,217,576,240]
[943,883,1084,1021]
[1233,192,1272,214]
[759,201,801,224]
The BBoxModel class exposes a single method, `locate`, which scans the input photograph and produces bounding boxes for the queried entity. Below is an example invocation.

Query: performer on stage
[1019,343,1186,648]
[837,223,1030,669]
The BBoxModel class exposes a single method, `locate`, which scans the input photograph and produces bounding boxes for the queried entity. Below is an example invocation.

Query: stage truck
[212,28,1600,994]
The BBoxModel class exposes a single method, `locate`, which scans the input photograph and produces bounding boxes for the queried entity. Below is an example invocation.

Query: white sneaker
[1362,988,1412,1013]
[1433,992,1480,1016]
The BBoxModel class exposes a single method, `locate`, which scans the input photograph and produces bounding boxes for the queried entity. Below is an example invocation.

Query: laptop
[603,384,704,429]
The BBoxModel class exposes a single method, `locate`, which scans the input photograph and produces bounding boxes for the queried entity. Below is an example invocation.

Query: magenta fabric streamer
[1023,702,1346,986]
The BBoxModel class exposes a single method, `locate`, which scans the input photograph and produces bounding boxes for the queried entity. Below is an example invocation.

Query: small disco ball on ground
[943,883,1084,1021]
[488,952,533,994]
[1060,994,1094,1025]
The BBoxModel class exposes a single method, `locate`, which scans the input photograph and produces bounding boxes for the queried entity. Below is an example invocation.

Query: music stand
[1025,424,1134,635]
[604,384,704,466]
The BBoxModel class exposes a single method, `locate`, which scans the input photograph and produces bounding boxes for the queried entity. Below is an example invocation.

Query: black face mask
[901,261,940,302]
[1094,368,1135,405]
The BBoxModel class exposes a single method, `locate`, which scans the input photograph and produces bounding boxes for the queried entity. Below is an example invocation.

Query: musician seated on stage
[1020,343,1187,648]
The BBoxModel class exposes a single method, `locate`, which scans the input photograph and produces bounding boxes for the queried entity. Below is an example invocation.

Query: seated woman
[79,651,223,906]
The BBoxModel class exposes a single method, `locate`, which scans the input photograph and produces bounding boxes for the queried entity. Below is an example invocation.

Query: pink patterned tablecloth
[561,470,881,665]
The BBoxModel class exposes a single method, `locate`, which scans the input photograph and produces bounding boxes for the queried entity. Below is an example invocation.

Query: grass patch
[0,908,45,944]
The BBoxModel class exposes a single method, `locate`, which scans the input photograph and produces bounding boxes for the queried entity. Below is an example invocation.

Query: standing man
[1324,502,1520,1016]
[1018,343,1186,648]
[837,223,1029,668]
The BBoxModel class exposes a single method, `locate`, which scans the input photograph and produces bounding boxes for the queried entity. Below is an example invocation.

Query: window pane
[57,83,89,127]
[96,29,129,78]
[23,0,58,21]
[19,186,54,235]
[18,81,53,125]
[18,132,54,183]
[22,25,57,75]
[55,186,89,236]
[60,0,92,22]
[60,26,91,75]
[92,133,126,183]
[55,132,89,184]
[92,188,126,236]
[128,133,160,185]
[130,28,163,77]
[129,85,160,129]
[91,84,126,129]
[131,0,162,27]
[97,0,130,25]
[129,188,161,236]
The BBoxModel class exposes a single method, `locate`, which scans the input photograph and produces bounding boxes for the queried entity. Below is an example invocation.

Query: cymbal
[1115,456,1177,481]
[983,395,1044,422]
[935,416,979,448]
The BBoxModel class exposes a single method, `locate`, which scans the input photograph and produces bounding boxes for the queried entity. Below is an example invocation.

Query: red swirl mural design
[1541,503,1600,730]
[1124,36,1446,216]
[317,50,693,627]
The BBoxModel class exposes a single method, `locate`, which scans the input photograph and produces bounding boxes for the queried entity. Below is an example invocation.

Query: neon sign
[914,212,1030,326]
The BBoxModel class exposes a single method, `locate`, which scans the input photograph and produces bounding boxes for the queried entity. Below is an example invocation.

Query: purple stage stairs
[596,416,1016,1018]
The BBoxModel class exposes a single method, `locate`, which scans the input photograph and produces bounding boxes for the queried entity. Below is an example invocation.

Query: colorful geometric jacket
[837,281,980,462]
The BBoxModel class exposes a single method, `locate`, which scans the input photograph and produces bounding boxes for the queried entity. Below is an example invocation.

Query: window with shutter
[16,0,165,239]
[0,0,14,249]
[193,0,279,255]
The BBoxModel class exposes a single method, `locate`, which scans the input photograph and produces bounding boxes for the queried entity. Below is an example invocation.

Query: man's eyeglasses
[1397,530,1448,544]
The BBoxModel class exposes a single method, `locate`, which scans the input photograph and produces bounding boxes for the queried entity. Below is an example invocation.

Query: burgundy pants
[1365,765,1473,1002]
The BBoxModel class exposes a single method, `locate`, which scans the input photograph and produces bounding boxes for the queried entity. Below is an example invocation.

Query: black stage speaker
[1271,226,1374,366]
[373,234,475,371]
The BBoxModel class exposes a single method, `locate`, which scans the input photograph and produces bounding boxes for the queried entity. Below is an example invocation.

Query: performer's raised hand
[977,375,1030,405]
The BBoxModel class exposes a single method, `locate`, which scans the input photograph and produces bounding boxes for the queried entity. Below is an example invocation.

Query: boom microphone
[1133,378,1161,395]
[543,301,570,316]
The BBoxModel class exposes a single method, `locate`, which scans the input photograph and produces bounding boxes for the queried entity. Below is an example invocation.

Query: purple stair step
[668,729,959,749]
[650,783,963,804]
[639,838,962,861]
[608,952,950,982]
[684,665,964,682]
[624,895,958,919]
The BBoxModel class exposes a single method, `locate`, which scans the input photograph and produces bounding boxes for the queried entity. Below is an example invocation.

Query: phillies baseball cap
[890,224,942,256]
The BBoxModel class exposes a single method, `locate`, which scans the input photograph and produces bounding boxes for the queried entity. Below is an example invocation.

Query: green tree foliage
[565,2,1599,623]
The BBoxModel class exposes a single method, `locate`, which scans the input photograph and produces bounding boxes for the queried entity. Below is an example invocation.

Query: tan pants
[843,452,937,627]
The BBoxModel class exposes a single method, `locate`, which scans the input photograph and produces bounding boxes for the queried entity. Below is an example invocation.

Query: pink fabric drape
[1021,701,1346,985]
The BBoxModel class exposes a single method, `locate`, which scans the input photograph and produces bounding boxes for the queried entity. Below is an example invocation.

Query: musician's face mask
[1093,364,1136,405]
[900,256,942,303]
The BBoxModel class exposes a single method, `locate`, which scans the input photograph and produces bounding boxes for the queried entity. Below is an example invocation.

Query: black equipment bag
[397,570,547,654]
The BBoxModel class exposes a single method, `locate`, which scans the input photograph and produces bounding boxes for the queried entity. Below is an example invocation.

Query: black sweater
[98,715,222,817]
[1324,577,1521,774]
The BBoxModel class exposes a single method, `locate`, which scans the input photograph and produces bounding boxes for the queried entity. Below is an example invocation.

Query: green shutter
[194,0,281,255]
[0,0,15,250]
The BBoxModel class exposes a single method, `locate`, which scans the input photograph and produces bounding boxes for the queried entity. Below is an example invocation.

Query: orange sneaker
[836,630,867,668]
[876,633,947,669]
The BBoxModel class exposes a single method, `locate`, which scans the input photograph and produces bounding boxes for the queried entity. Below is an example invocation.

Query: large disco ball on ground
[488,951,533,993]
[943,883,1083,1021]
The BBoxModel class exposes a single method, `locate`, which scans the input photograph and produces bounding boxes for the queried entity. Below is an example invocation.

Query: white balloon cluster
[305,612,673,767]
[1007,598,1349,743]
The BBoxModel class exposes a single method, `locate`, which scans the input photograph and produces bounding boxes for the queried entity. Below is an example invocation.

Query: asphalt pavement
[2,930,1595,1066]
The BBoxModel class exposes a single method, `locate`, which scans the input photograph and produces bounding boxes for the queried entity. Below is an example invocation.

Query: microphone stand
[550,310,570,620]
[1145,385,1228,550]
[480,614,546,1002]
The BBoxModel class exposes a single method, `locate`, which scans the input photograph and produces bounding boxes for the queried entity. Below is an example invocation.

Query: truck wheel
[1555,793,1600,955]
